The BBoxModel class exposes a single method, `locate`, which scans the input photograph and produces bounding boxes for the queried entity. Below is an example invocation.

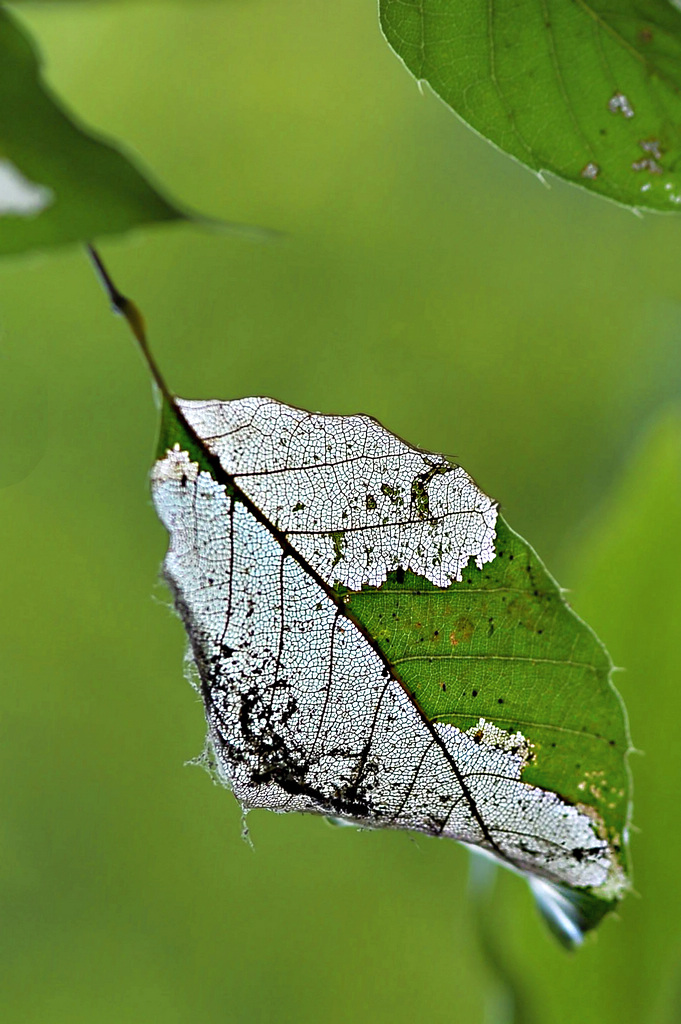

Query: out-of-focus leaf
[379,0,681,211]
[0,7,182,255]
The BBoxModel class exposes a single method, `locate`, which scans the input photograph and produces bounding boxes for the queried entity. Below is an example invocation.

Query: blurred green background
[1,1,680,1021]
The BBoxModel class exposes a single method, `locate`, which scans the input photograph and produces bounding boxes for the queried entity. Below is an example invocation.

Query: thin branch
[87,244,174,404]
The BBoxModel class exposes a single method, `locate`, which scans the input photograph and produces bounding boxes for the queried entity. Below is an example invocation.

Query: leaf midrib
[164,395,515,864]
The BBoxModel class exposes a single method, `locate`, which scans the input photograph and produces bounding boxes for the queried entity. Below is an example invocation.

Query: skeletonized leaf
[150,392,631,943]
[379,0,681,211]
[90,245,630,944]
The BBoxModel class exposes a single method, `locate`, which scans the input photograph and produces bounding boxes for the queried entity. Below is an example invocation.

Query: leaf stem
[87,244,174,404]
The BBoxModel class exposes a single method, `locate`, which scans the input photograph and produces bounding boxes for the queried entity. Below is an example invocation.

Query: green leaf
[379,0,681,211]
[342,516,629,864]
[94,254,631,944]
[148,384,631,942]
[91,253,630,942]
[0,7,183,256]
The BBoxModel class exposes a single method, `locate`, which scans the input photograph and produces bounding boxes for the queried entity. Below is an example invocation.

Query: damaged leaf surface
[151,394,631,941]
[379,0,681,211]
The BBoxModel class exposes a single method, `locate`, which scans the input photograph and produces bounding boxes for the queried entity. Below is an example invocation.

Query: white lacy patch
[177,397,498,589]
[0,160,53,216]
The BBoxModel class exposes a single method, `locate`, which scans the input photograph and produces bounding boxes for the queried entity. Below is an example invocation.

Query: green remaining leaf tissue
[151,392,632,940]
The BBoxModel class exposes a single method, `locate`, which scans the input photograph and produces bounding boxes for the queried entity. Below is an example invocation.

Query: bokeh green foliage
[1,1,680,1021]
[0,7,182,255]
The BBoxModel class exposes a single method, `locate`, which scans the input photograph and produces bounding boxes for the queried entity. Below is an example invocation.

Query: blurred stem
[467,851,536,1024]
[87,244,174,405]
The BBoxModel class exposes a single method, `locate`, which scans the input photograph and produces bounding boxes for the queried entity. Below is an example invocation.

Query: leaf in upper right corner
[0,8,262,258]
[379,0,681,211]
